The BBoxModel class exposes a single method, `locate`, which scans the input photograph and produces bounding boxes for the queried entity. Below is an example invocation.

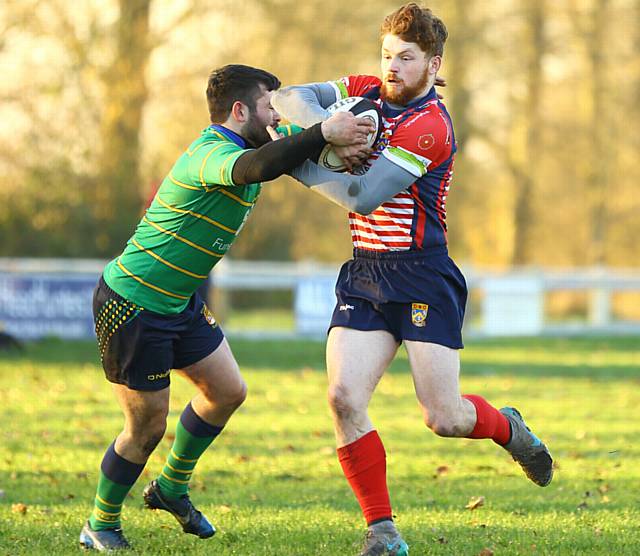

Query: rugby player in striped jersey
[79,64,374,552]
[273,4,553,555]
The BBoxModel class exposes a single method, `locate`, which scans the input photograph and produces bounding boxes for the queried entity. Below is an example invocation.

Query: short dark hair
[380,3,448,57]
[206,64,281,123]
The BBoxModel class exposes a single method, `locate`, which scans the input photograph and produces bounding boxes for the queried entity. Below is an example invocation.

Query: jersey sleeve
[328,75,382,100]
[381,109,452,177]
[188,140,247,187]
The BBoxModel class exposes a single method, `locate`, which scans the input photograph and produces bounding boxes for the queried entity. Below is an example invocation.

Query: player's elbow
[348,200,377,215]
[272,87,295,110]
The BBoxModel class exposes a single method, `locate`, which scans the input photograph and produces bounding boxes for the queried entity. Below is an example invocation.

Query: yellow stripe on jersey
[143,217,223,258]
[187,141,216,157]
[117,259,190,300]
[131,238,208,279]
[170,173,201,191]
[217,188,253,207]
[155,197,237,234]
[199,143,234,187]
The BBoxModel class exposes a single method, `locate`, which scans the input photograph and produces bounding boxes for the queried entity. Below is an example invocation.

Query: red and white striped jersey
[329,75,456,253]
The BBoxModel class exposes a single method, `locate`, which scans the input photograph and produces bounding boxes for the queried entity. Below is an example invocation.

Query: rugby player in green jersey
[79,64,374,552]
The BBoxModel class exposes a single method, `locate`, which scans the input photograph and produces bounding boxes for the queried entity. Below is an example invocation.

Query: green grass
[1,336,639,555]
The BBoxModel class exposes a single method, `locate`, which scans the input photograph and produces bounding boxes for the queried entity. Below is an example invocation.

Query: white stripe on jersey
[350,194,415,251]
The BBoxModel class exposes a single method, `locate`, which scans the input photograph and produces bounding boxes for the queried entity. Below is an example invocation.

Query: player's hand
[332,144,372,172]
[435,75,447,99]
[266,125,284,141]
[321,112,375,147]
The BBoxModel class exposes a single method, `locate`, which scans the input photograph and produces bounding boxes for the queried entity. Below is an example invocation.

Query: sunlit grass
[1,337,639,554]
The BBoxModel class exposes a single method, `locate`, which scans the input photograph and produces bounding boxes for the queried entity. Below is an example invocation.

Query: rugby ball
[317,97,382,172]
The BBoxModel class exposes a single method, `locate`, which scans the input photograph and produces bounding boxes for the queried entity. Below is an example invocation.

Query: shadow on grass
[1,336,638,378]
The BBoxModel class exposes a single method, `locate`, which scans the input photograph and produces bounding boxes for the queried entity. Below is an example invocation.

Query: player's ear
[231,101,249,123]
[428,55,442,75]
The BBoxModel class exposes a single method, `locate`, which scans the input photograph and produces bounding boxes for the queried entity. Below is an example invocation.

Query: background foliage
[1,0,638,267]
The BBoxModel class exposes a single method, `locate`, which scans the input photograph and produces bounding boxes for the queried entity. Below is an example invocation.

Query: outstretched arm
[271,82,339,128]
[229,112,373,186]
[290,156,417,215]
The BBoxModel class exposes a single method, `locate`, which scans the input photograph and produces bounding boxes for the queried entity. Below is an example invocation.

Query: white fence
[1,258,639,340]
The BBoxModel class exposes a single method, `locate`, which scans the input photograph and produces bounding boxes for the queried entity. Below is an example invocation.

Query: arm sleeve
[230,123,327,185]
[290,155,417,215]
[271,83,339,128]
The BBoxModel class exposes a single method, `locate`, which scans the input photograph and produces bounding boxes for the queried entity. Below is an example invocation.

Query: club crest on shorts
[201,304,217,328]
[411,303,429,327]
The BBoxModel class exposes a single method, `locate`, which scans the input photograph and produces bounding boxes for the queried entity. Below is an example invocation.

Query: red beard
[380,69,430,106]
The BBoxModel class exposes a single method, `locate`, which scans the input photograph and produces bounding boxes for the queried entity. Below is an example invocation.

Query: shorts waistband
[353,245,448,260]
[99,276,130,304]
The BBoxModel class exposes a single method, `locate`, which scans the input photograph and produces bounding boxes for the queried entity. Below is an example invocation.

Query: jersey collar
[209,124,247,148]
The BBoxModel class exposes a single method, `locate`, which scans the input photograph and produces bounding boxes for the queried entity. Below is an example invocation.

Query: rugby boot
[142,480,215,538]
[359,520,409,556]
[79,521,131,551]
[500,407,553,487]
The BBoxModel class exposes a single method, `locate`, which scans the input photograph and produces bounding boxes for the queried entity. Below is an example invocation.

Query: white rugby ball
[317,96,382,172]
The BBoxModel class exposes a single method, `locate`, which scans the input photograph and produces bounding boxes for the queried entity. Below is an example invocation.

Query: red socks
[463,394,511,445]
[337,430,392,525]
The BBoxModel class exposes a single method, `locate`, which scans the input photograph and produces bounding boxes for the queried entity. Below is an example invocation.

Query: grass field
[1,336,639,555]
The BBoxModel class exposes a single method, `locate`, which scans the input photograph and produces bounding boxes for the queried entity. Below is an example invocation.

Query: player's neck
[220,118,245,138]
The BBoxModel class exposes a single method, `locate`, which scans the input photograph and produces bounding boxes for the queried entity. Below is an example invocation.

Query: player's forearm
[231,124,325,185]
[290,157,417,215]
[272,83,337,128]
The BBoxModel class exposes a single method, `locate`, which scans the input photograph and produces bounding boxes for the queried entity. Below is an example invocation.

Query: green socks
[156,402,223,499]
[89,442,145,531]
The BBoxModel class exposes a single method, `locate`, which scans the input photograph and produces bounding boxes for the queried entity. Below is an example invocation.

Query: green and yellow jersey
[103,124,299,314]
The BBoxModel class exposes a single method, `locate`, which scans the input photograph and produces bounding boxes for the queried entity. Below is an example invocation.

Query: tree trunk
[94,0,152,256]
[511,0,545,266]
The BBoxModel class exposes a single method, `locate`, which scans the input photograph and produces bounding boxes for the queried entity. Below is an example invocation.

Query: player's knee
[229,379,248,409]
[327,383,358,418]
[206,378,247,410]
[135,418,167,457]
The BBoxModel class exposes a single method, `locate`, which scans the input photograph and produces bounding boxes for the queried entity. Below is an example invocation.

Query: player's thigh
[404,340,462,413]
[327,327,399,407]
[176,337,245,401]
[112,383,170,432]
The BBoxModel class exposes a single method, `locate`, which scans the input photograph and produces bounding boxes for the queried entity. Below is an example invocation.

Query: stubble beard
[243,111,272,148]
[380,68,431,106]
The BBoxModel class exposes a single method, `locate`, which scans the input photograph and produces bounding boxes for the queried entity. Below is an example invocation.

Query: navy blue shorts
[93,277,224,391]
[329,247,467,349]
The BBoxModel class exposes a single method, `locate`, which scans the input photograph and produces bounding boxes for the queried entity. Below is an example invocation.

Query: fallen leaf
[12,503,27,515]
[478,548,494,556]
[465,496,485,510]
[597,484,610,495]
[219,504,232,513]
[436,465,450,476]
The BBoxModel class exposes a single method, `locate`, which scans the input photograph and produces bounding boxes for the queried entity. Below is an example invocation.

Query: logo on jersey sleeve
[418,134,435,151]
[411,303,429,327]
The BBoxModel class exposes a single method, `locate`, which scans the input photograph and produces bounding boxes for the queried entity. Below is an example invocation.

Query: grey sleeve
[272,82,339,128]
[290,155,418,215]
